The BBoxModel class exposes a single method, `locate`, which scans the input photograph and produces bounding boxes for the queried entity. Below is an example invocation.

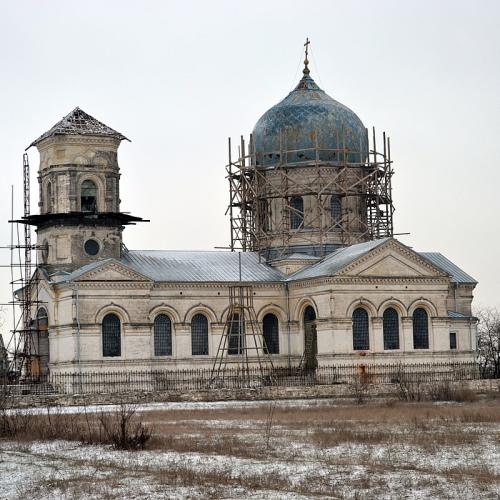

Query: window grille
[413,308,429,349]
[191,313,208,356]
[263,313,279,354]
[102,313,121,357]
[353,307,369,350]
[449,332,457,350]
[289,196,304,230]
[228,313,244,355]
[81,180,97,212]
[383,307,399,350]
[154,314,172,356]
[330,195,342,223]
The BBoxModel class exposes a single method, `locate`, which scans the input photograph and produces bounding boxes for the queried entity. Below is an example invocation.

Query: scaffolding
[4,154,45,379]
[210,254,275,386]
[227,128,394,260]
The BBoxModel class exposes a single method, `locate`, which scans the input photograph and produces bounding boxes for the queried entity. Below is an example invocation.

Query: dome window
[331,195,342,224]
[289,196,304,230]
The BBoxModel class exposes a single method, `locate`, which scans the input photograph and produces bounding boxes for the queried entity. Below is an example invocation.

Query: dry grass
[2,398,499,498]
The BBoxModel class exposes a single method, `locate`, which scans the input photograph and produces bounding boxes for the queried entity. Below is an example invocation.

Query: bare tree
[475,307,500,378]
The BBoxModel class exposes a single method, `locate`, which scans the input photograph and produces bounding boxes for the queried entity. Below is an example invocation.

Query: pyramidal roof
[28,107,129,149]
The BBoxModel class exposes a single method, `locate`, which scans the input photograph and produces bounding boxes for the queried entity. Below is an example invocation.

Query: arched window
[413,308,429,349]
[352,307,369,350]
[263,313,279,354]
[81,180,97,212]
[102,313,121,357]
[289,196,304,230]
[46,182,52,213]
[37,308,48,332]
[330,195,342,223]
[191,313,208,356]
[36,308,50,375]
[154,314,172,356]
[303,305,317,369]
[228,313,244,355]
[383,307,399,350]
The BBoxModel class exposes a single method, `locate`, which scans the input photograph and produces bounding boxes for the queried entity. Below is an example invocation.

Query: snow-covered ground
[1,399,499,499]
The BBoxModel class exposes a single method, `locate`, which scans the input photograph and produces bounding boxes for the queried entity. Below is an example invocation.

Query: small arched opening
[81,180,97,212]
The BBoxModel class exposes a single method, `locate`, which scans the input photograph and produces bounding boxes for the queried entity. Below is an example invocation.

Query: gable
[337,240,448,279]
[74,261,152,282]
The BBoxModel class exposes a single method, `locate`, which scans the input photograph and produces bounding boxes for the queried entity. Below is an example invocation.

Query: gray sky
[1,0,499,343]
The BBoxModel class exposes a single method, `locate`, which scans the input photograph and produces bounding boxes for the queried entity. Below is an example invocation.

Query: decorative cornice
[289,276,449,288]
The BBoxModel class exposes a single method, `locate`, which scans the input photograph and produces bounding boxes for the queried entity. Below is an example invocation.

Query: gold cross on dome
[303,37,310,75]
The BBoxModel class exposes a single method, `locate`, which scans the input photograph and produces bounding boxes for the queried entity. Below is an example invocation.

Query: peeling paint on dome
[252,74,368,167]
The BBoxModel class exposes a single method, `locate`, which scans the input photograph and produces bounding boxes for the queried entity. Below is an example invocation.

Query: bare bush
[98,403,152,450]
[395,367,424,401]
[428,381,478,402]
[1,401,152,450]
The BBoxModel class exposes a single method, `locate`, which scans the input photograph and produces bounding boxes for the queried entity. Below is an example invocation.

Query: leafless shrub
[98,403,152,450]
[428,381,478,402]
[396,367,424,401]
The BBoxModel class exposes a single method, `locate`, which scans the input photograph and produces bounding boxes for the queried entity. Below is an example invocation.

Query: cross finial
[303,37,310,76]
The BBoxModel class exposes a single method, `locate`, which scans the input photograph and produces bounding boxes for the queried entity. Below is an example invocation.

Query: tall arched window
[154,314,172,356]
[330,195,342,223]
[352,307,369,350]
[258,199,270,232]
[289,196,304,230]
[102,313,121,357]
[303,305,317,369]
[36,308,50,375]
[46,182,52,213]
[383,307,399,350]
[413,308,429,349]
[228,313,244,355]
[81,180,97,212]
[263,313,279,354]
[191,313,208,356]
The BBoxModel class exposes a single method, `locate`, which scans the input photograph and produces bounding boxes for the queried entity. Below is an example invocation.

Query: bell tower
[25,107,146,272]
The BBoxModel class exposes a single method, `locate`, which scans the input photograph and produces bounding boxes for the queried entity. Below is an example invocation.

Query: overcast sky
[1,0,499,343]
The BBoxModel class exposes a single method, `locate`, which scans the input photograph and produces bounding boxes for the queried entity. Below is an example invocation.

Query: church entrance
[303,305,317,370]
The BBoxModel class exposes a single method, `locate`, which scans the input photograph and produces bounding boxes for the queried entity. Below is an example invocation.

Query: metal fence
[1,361,495,396]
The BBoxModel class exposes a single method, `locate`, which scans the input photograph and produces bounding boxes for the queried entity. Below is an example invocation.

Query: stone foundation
[5,379,499,409]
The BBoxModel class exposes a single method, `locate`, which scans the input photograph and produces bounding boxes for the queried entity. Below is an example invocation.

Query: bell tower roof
[27,107,129,149]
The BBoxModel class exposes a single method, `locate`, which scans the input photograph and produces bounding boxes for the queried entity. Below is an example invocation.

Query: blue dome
[252,73,368,166]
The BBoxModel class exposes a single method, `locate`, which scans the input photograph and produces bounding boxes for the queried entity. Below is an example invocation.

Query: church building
[22,48,477,375]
